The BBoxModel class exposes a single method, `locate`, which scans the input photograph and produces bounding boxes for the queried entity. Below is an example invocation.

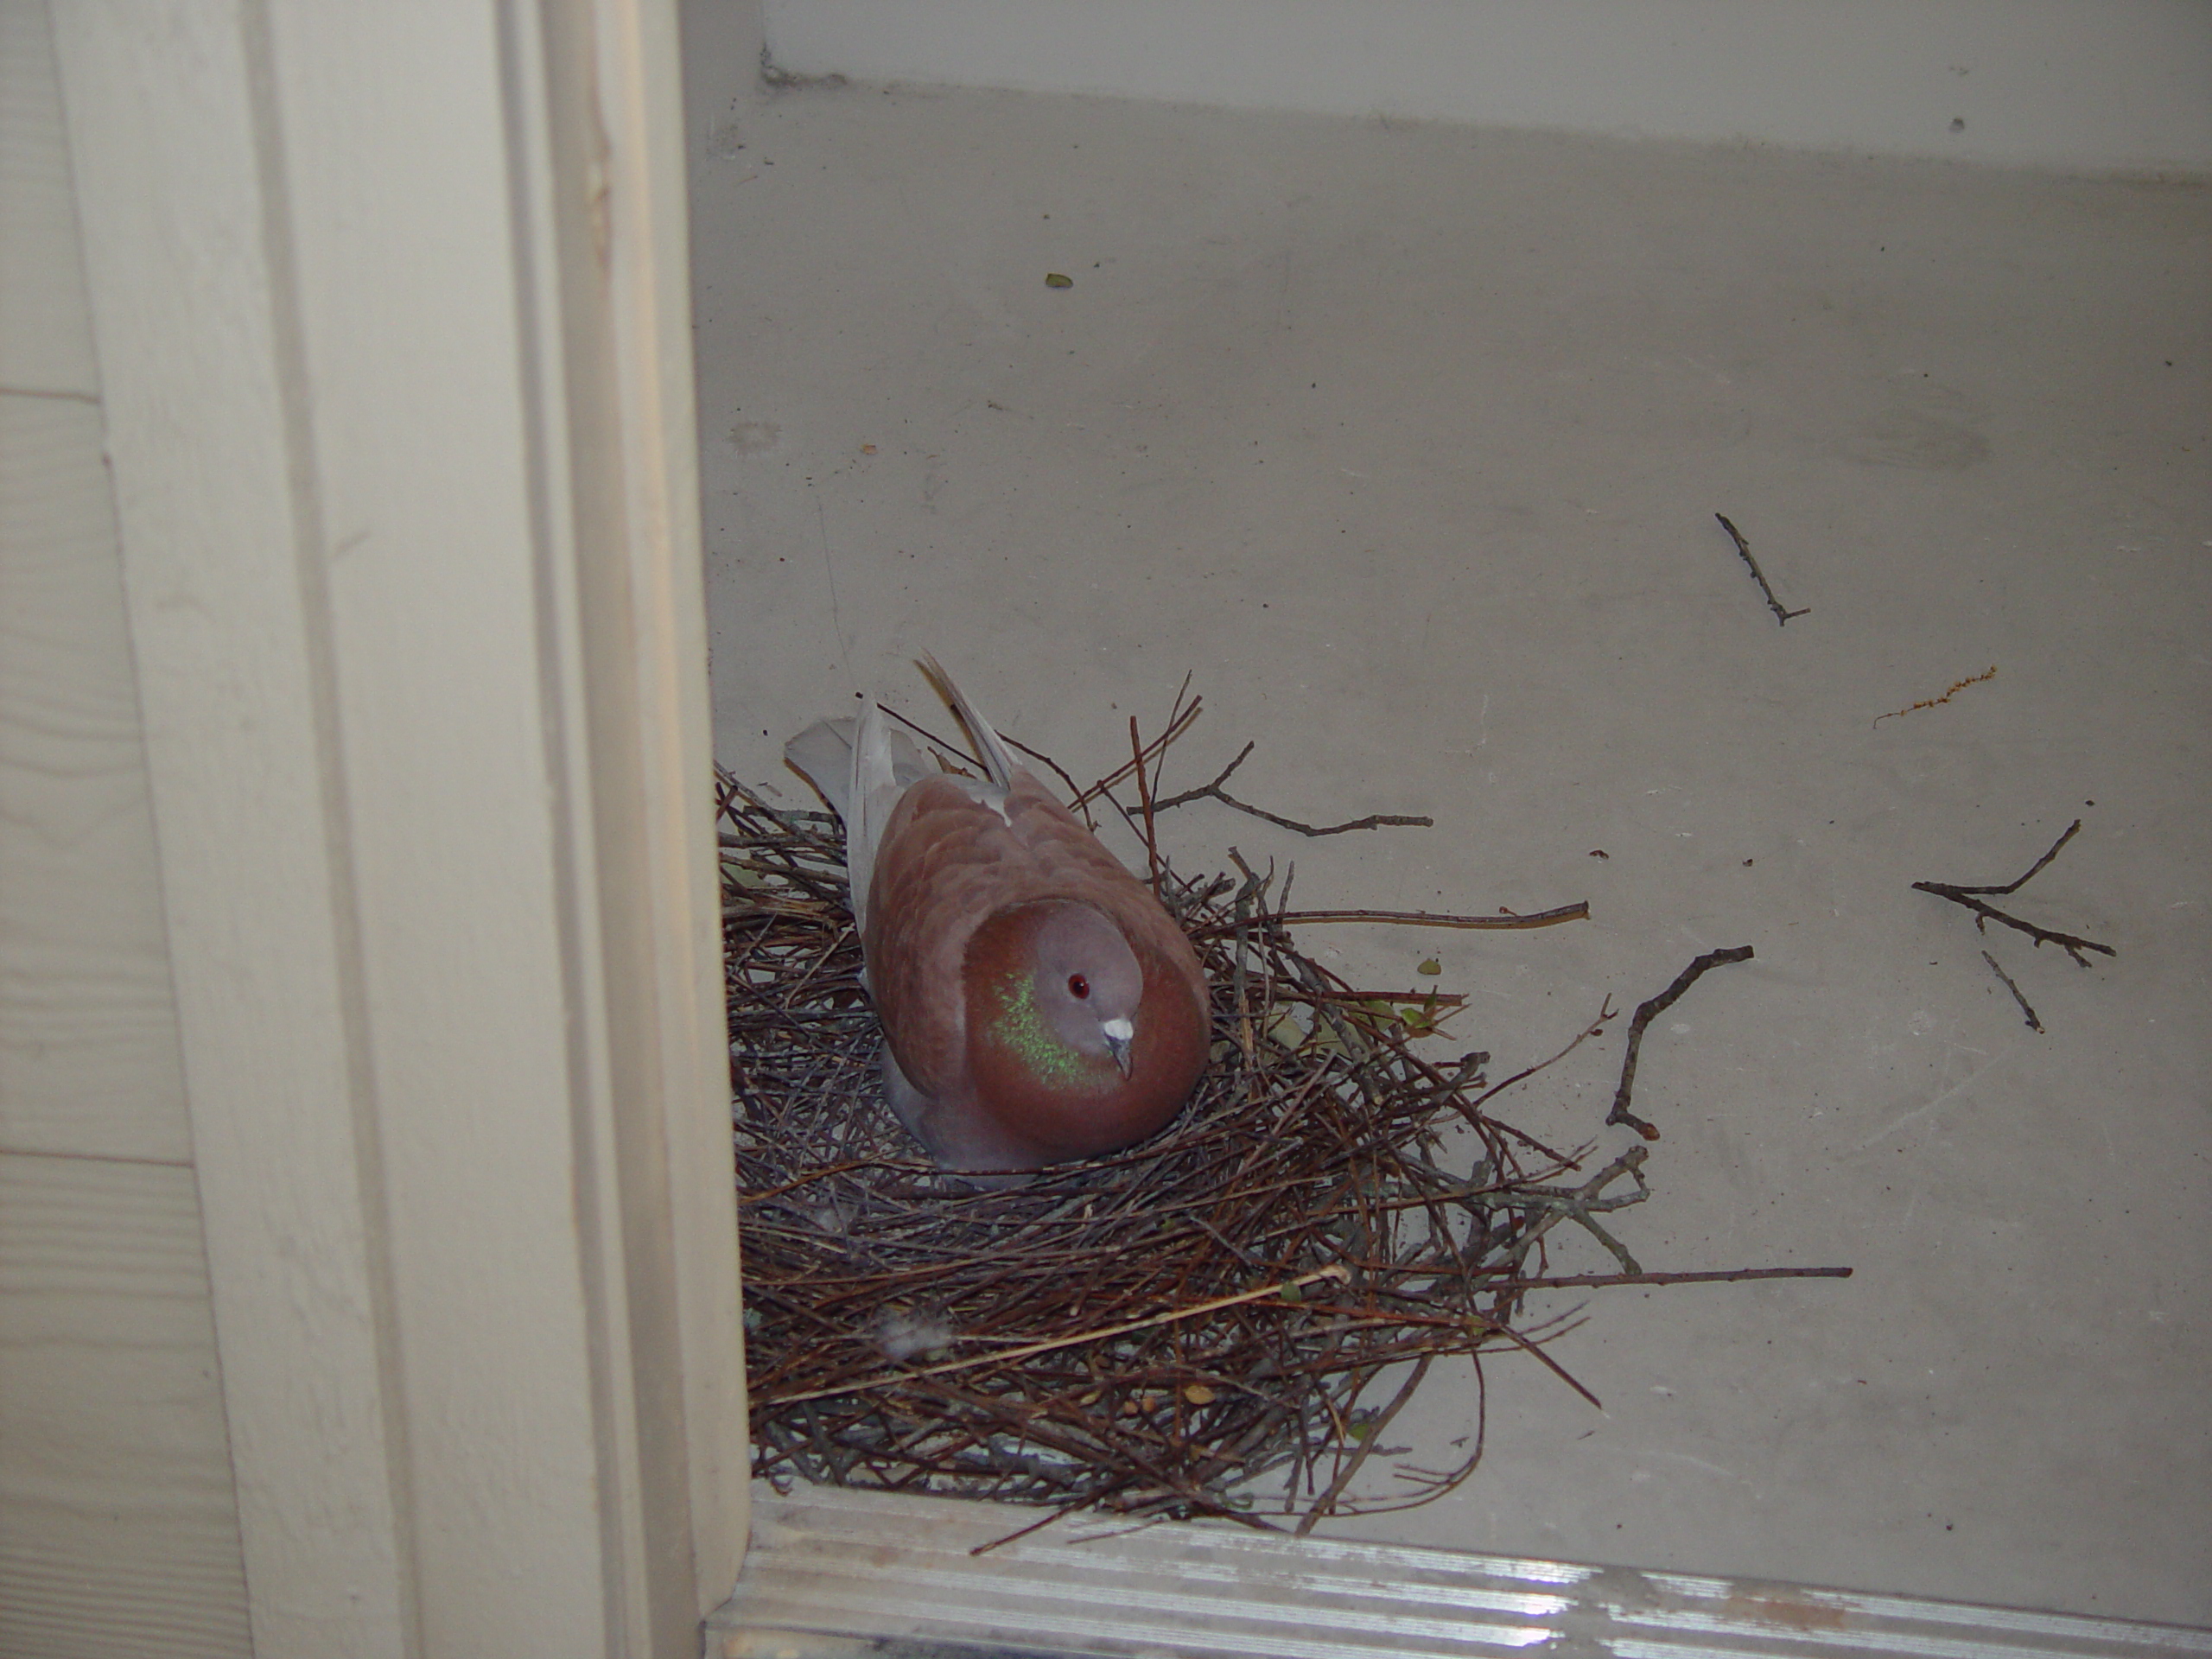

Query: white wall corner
[760,0,2212,175]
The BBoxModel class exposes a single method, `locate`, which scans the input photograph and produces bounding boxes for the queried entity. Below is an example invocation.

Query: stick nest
[721,704,1700,1532]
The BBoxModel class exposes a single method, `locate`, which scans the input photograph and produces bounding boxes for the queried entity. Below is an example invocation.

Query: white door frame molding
[51,2,745,1654]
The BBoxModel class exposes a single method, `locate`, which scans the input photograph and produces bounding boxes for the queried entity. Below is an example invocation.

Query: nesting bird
[785,658,1211,1174]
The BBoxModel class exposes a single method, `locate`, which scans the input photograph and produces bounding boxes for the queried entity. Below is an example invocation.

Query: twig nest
[720,768,1630,1529]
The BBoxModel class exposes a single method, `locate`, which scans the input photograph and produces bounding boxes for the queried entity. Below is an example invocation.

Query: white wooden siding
[0,4,251,1655]
[0,1155,250,1659]
[29,2,747,1653]
[0,391,193,1166]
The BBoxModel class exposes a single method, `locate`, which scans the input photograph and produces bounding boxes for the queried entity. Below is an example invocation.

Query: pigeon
[785,657,1211,1174]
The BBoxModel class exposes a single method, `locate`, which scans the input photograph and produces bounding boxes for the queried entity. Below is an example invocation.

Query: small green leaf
[1303,1020,1351,1056]
[1044,271,1074,289]
[1417,957,1442,976]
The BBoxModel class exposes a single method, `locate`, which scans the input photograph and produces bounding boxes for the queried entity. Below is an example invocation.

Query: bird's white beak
[1101,1017,1134,1076]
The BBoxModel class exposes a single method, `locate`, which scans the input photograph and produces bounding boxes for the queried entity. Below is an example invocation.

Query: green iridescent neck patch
[989,972,1098,1090]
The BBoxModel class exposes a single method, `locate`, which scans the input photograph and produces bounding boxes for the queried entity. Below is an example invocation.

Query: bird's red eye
[1066,974,1090,999]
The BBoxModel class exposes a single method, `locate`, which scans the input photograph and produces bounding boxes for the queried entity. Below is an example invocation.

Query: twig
[1715,513,1809,625]
[1980,950,2044,1033]
[1943,818,2082,898]
[1153,741,1434,836]
[1498,1146,1651,1276]
[1482,1265,1852,1292]
[1130,715,1163,885]
[1244,902,1590,934]
[1607,946,1756,1140]
[969,1502,1085,1557]
[1058,694,1205,814]
[1912,821,2114,966]
[1874,664,1997,728]
[1459,1305,1605,1411]
[1466,998,1616,1151]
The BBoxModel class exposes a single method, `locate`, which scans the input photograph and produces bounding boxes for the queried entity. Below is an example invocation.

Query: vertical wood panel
[55,0,743,1654]
[263,3,632,1648]
[584,0,751,1620]
[51,6,415,1656]
[0,1152,251,1659]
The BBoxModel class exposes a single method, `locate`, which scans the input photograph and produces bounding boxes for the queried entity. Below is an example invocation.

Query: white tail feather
[845,701,899,938]
[785,658,1017,942]
[916,652,1020,791]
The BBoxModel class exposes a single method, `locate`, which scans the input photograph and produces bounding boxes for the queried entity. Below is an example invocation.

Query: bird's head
[974,900,1144,1080]
[963,899,1203,1161]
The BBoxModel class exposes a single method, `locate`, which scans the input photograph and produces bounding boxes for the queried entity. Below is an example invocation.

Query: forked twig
[1062,678,1205,816]
[1130,715,1163,885]
[1912,820,2114,967]
[1153,741,1433,836]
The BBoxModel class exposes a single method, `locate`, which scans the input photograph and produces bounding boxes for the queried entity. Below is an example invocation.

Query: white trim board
[50,2,743,1653]
[759,0,2212,175]
[713,1484,2212,1659]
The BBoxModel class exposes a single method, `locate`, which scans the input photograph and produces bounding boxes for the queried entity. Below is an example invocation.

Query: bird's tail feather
[786,710,930,934]
[915,652,1020,791]
[783,719,855,819]
[845,702,898,937]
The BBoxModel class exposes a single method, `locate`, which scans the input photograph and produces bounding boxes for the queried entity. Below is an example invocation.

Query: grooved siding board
[0,385,191,1164]
[0,1151,250,1659]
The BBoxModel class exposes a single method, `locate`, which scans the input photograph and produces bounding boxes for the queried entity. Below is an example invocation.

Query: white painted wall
[760,0,2212,174]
